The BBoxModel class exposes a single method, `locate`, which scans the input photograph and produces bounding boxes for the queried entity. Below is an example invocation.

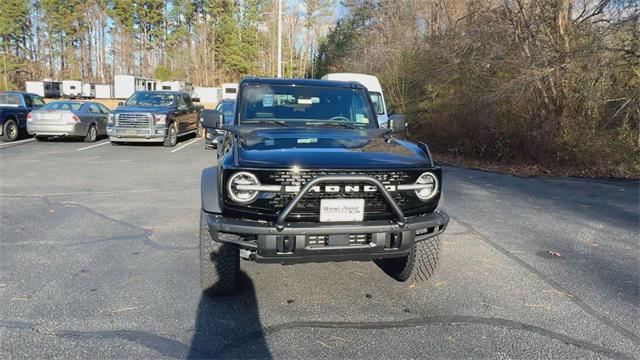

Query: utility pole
[277,0,282,78]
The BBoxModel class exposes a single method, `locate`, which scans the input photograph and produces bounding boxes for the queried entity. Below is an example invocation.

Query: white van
[61,80,82,98]
[221,83,238,100]
[321,73,388,126]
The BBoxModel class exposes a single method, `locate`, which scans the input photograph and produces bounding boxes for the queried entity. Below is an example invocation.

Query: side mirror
[117,101,124,107]
[199,109,224,129]
[389,114,407,133]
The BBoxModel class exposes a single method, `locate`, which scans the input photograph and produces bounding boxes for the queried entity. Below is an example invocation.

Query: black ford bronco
[199,78,449,295]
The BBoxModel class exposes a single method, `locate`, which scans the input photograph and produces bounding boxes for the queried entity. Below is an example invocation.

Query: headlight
[107,113,114,126]
[153,114,167,125]
[414,172,439,201]
[227,172,260,204]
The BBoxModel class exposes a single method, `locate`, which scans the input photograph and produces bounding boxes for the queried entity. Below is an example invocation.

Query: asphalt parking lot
[0,136,638,359]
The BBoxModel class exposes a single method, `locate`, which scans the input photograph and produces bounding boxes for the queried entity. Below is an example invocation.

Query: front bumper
[27,123,87,137]
[204,210,449,264]
[107,127,166,142]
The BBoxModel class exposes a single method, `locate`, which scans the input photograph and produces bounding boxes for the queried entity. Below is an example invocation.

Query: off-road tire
[84,125,97,143]
[200,211,240,296]
[375,236,440,283]
[163,122,178,147]
[1,119,19,142]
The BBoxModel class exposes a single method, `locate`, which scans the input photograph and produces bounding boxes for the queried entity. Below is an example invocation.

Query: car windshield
[41,102,82,110]
[125,92,175,107]
[240,84,377,128]
[0,93,22,107]
[369,92,385,115]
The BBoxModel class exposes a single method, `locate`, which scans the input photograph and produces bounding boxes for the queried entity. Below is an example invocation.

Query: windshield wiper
[306,121,361,130]
[242,119,289,127]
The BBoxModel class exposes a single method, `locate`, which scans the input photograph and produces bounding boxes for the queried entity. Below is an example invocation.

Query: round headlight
[415,172,439,201]
[227,172,260,204]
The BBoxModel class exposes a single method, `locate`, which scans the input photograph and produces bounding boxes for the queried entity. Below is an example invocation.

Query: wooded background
[0,0,334,86]
[315,0,639,176]
[0,0,638,176]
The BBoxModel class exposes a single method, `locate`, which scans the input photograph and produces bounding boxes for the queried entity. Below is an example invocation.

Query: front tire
[200,211,240,296]
[375,236,440,283]
[84,125,97,143]
[163,123,177,147]
[1,120,19,142]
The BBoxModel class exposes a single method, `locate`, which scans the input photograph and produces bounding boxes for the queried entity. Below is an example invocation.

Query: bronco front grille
[266,170,414,213]
[116,113,151,128]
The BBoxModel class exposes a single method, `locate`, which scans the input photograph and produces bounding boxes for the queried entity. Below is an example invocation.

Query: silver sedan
[27,101,110,142]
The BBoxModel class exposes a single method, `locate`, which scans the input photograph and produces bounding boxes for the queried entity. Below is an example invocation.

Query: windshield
[125,92,176,107]
[369,92,385,115]
[240,85,377,128]
[216,101,236,124]
[41,102,82,110]
[0,93,22,107]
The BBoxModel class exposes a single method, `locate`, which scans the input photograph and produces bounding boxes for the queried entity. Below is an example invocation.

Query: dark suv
[199,78,449,295]
[108,91,200,147]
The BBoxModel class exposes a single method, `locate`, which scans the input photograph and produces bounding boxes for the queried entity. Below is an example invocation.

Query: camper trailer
[95,84,113,99]
[221,83,238,100]
[25,80,62,98]
[114,75,158,99]
[193,87,219,104]
[81,82,95,98]
[61,80,82,98]
[160,81,193,95]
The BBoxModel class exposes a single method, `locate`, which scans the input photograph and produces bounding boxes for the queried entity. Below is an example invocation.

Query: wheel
[35,136,49,142]
[200,211,240,296]
[163,123,178,147]
[1,120,19,142]
[84,125,97,143]
[375,236,440,283]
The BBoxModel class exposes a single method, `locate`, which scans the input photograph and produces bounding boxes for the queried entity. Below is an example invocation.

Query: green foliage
[153,65,173,81]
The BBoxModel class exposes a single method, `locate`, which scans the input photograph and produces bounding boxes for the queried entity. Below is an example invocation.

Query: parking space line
[0,138,36,149]
[77,141,109,151]
[171,137,201,153]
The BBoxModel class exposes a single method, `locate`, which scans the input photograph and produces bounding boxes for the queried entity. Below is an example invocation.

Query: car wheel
[84,125,97,143]
[375,236,440,283]
[35,135,49,142]
[200,211,240,296]
[1,120,19,142]
[163,123,177,147]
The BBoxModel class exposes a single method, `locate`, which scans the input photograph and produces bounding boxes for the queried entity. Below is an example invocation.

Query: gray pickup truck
[107,91,201,147]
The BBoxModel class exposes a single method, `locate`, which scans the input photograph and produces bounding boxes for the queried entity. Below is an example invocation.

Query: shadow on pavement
[188,272,271,359]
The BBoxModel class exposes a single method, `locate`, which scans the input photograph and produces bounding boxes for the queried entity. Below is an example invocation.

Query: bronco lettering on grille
[283,185,397,193]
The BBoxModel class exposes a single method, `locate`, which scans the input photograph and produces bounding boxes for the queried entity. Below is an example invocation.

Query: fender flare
[201,166,222,213]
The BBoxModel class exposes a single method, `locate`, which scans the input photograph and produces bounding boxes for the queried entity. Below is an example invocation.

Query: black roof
[240,77,367,90]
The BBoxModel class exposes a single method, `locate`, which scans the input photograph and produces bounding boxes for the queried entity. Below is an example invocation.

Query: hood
[113,106,172,113]
[233,127,430,169]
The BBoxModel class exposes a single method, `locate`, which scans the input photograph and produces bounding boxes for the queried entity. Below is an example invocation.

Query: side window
[177,95,186,108]
[32,96,46,107]
[24,96,33,107]
[183,94,193,107]
[98,104,110,113]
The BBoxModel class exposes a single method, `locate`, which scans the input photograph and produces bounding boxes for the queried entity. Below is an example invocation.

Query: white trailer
[114,75,158,99]
[160,81,193,95]
[95,84,113,99]
[81,82,95,98]
[25,80,62,98]
[193,87,219,104]
[61,80,82,98]
[221,83,238,100]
